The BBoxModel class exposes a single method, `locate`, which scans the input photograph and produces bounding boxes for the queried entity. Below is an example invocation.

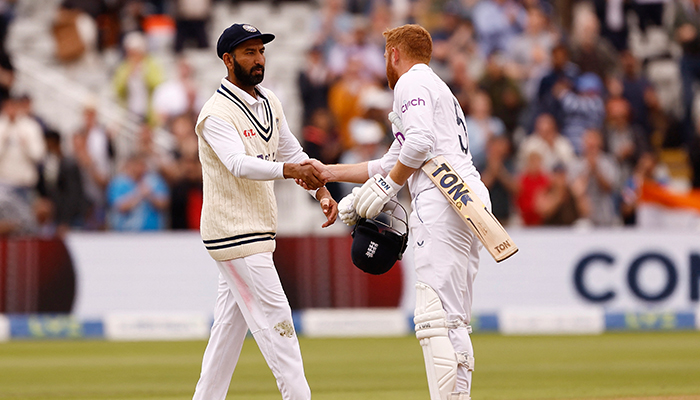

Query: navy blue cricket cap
[216,23,275,59]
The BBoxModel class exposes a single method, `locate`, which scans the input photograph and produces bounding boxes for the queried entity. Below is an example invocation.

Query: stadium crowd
[0,0,698,235]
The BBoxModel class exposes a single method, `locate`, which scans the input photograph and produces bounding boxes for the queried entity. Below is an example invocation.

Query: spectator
[471,0,527,57]
[620,152,669,225]
[668,0,700,142]
[341,116,387,164]
[303,108,342,164]
[357,84,393,132]
[432,6,482,81]
[538,45,579,100]
[302,108,342,200]
[94,2,121,51]
[479,52,525,136]
[338,112,388,197]
[36,130,87,236]
[516,150,550,225]
[15,94,48,133]
[553,72,606,154]
[73,103,113,230]
[169,113,198,161]
[152,57,204,127]
[481,135,518,225]
[298,46,332,125]
[465,90,507,171]
[632,0,667,33]
[505,6,558,101]
[446,53,480,110]
[134,121,174,180]
[535,44,580,128]
[0,97,46,200]
[327,55,374,149]
[593,0,629,51]
[569,129,621,226]
[106,153,169,231]
[327,18,385,81]
[535,162,583,226]
[169,153,202,230]
[113,31,164,125]
[0,184,38,236]
[619,50,655,135]
[603,97,650,183]
[569,10,619,81]
[310,0,354,55]
[0,46,13,105]
[517,113,576,172]
[119,0,152,37]
[52,3,96,64]
[160,114,200,230]
[173,0,211,53]
[644,88,682,149]
[549,0,574,33]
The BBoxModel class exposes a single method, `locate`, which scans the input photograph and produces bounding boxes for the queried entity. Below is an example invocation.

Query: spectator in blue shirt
[553,72,606,154]
[107,153,169,231]
[472,0,527,57]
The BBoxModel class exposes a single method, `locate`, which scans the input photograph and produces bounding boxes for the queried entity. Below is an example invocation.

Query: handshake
[284,159,334,190]
[291,159,403,226]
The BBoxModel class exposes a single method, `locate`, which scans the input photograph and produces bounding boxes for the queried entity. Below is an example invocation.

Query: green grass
[0,332,699,399]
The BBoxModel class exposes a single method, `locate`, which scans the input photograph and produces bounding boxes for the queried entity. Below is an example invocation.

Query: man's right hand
[293,159,335,190]
[283,162,326,190]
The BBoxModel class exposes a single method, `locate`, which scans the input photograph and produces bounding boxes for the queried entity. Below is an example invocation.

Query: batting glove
[338,189,360,226]
[354,174,402,219]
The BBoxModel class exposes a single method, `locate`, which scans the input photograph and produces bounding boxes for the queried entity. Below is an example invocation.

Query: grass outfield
[0,332,699,400]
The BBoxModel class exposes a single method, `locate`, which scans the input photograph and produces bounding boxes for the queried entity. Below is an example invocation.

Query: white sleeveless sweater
[195,80,283,261]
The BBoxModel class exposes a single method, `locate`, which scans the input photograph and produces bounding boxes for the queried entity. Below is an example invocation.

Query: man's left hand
[317,190,338,228]
[353,174,402,219]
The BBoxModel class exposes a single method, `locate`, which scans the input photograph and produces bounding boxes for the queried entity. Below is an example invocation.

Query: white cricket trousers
[411,182,489,395]
[192,252,311,400]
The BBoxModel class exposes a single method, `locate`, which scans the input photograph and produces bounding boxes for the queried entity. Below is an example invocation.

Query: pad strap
[446,319,472,333]
[457,351,475,371]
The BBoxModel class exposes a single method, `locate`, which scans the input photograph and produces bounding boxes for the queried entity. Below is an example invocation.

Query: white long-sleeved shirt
[368,64,479,197]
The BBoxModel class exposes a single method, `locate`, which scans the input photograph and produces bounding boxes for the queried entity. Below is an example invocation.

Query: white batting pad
[414,282,458,400]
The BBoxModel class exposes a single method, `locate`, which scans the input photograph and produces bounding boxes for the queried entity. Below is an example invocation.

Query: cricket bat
[388,112,518,262]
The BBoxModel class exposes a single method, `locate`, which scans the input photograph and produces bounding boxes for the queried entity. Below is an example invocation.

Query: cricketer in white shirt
[306,25,491,400]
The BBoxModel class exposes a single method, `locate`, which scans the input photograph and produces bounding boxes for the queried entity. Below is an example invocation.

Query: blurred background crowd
[0,0,698,236]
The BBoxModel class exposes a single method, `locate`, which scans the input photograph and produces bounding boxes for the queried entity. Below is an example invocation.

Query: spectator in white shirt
[0,96,45,199]
[152,57,205,127]
[517,113,576,172]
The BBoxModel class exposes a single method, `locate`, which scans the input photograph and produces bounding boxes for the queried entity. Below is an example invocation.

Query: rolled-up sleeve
[395,83,435,168]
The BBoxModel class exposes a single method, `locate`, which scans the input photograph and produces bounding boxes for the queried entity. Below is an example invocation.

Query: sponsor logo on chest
[401,97,425,113]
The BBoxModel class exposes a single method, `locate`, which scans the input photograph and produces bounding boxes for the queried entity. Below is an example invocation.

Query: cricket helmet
[350,201,409,275]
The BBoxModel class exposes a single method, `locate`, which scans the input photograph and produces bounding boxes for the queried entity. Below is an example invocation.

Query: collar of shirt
[220,77,268,122]
[394,63,431,92]
[409,63,431,73]
[220,77,265,106]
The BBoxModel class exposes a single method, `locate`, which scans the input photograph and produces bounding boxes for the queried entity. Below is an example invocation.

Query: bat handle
[388,111,403,131]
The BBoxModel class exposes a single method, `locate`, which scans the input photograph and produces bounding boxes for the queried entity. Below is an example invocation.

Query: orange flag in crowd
[639,181,700,212]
